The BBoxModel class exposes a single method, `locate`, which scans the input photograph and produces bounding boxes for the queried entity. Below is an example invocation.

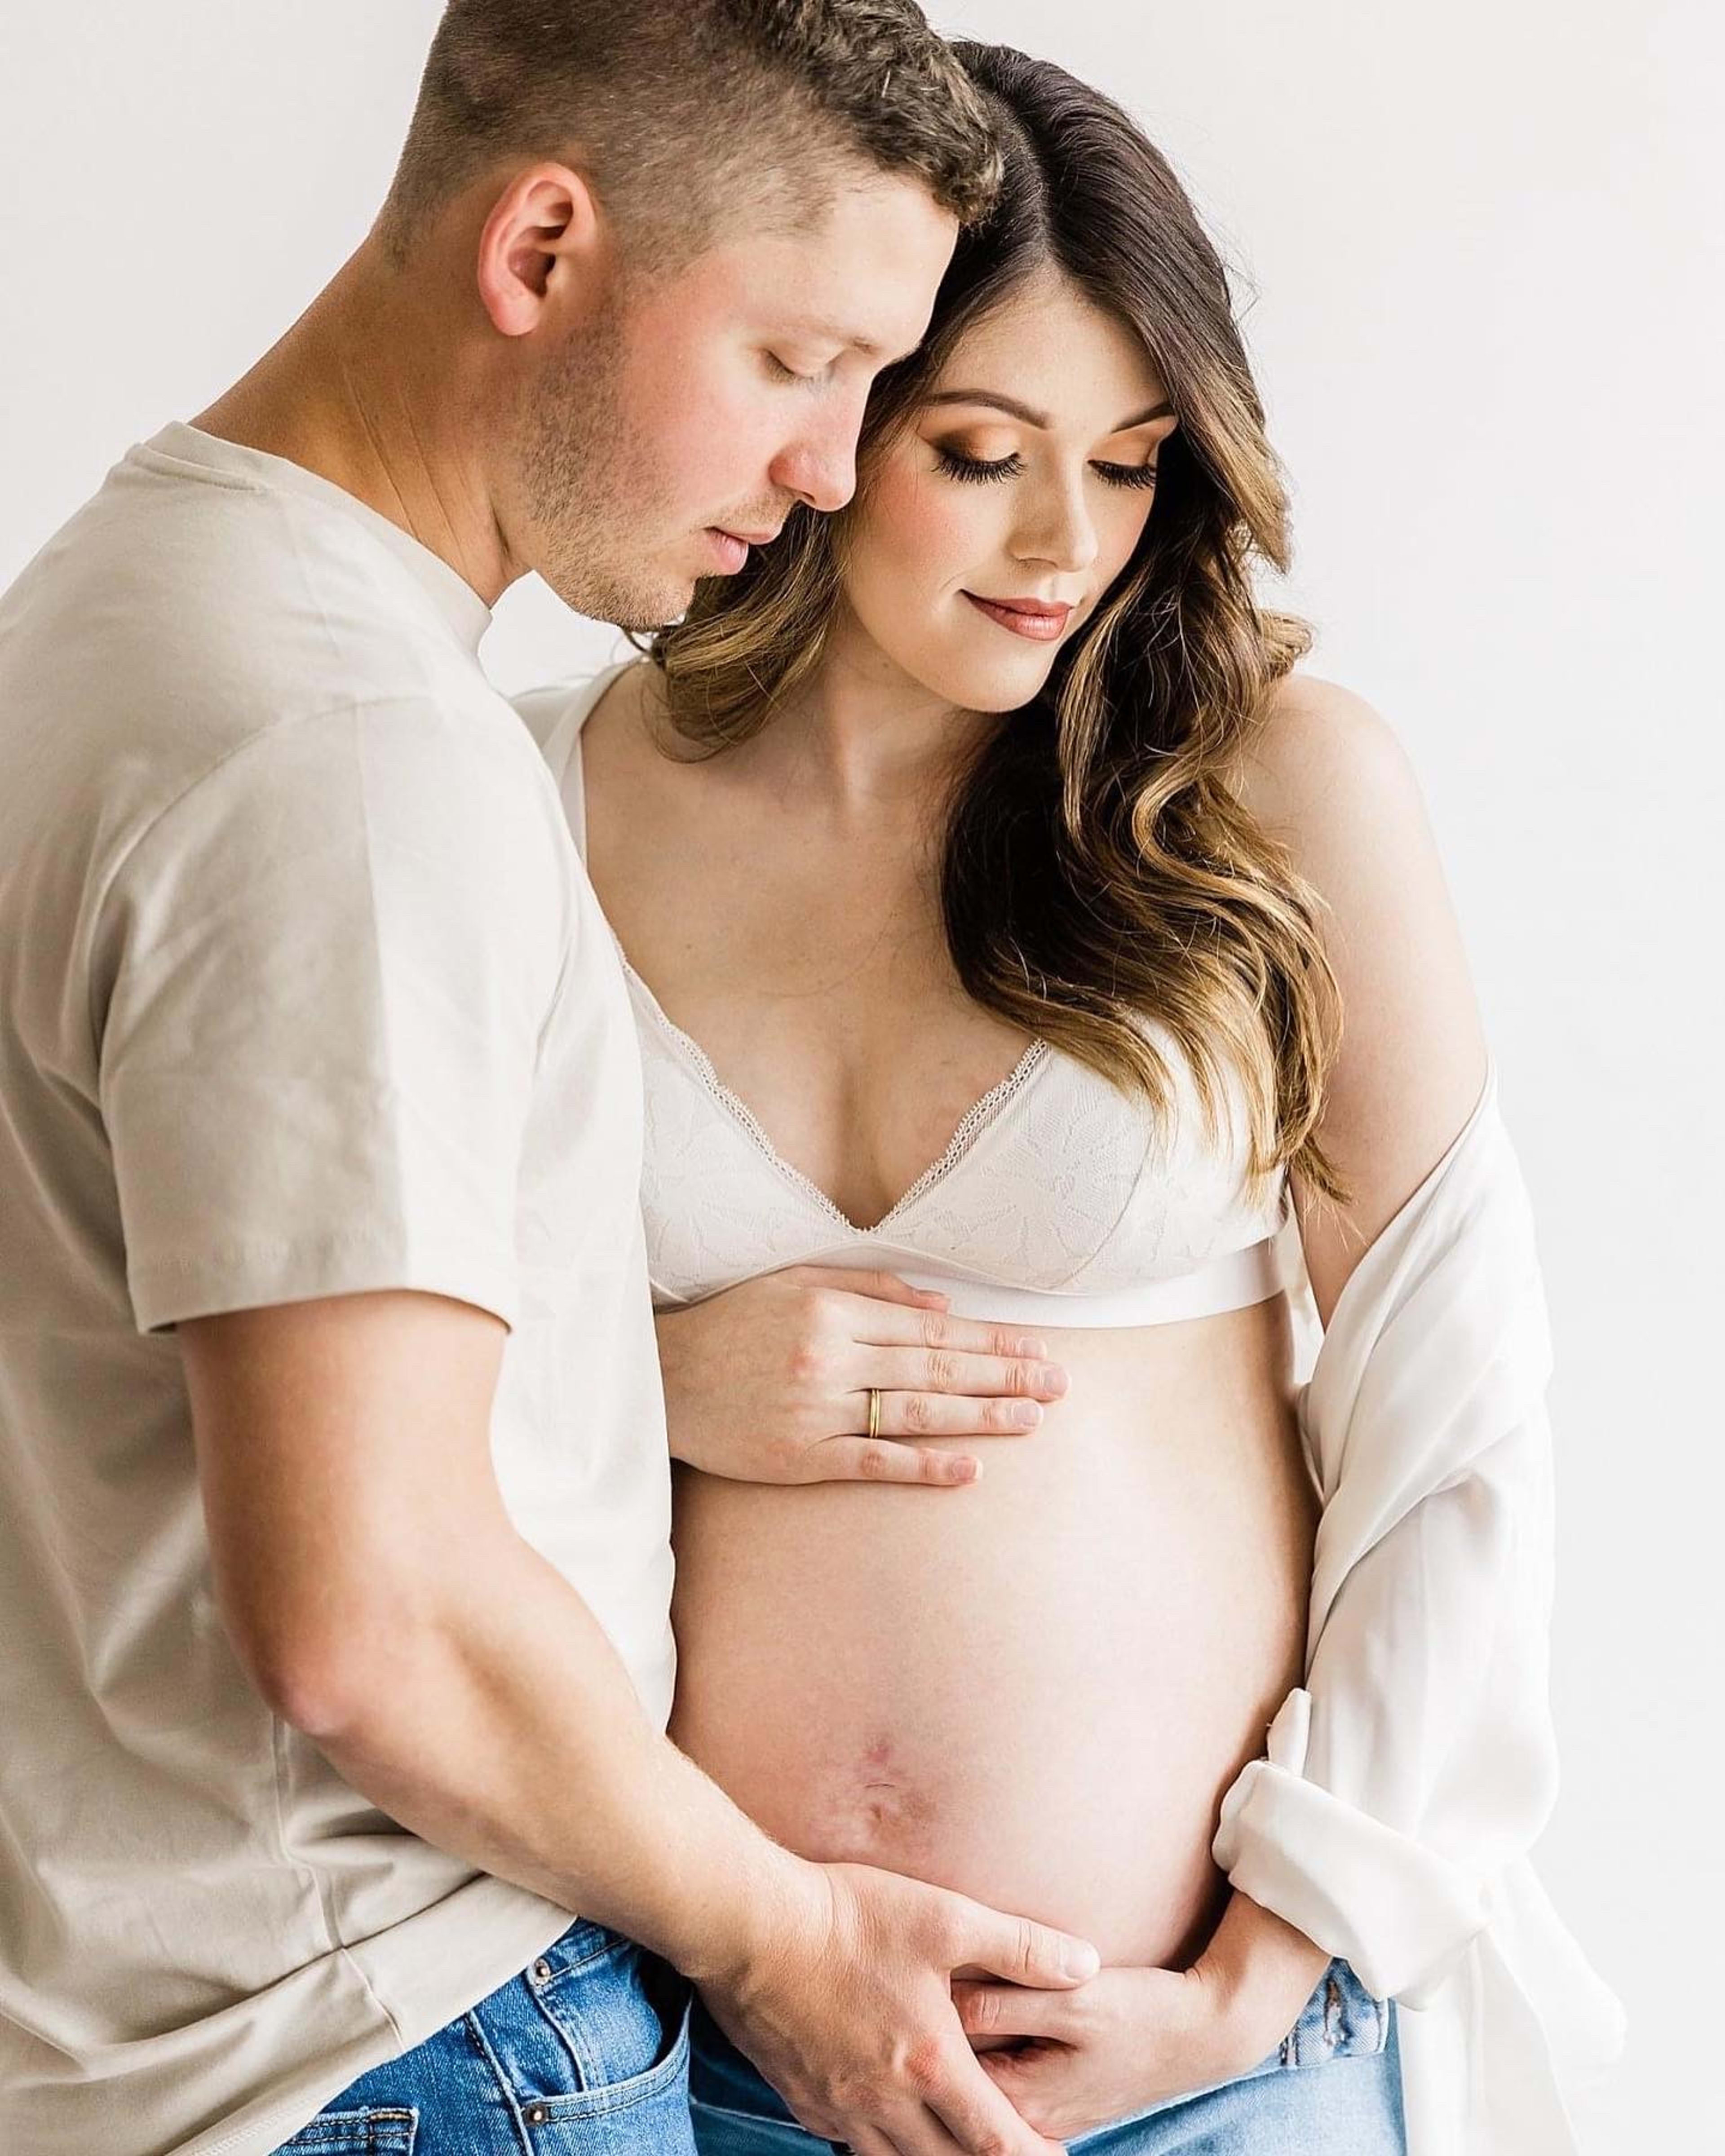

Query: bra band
[657,1208,1302,1332]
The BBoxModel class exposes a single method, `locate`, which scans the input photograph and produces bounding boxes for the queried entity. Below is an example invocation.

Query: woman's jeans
[270,1918,697,2154]
[688,1957,1406,2156]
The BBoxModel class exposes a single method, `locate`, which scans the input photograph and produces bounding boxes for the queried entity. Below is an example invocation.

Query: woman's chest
[592,796,1035,1232]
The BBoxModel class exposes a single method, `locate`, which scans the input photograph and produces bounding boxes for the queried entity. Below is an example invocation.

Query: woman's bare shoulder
[1228,670,1419,852]
[1233,671,1488,1294]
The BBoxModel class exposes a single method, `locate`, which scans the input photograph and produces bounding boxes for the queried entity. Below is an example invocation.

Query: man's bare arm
[178,1287,1097,2156]
[180,1287,788,1976]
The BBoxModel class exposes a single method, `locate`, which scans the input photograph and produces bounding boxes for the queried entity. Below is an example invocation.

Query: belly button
[820,1740,937,1852]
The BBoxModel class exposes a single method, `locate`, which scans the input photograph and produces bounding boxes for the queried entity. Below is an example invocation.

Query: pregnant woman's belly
[668,1293,1320,1970]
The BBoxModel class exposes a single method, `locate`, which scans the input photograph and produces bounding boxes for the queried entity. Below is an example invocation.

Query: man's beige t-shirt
[0,424,677,2154]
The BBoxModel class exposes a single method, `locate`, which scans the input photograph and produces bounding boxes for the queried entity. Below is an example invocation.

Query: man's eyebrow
[922,389,1177,431]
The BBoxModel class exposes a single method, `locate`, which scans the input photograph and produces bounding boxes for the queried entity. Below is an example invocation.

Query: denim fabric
[688,1957,1406,2155]
[271,1918,697,2155]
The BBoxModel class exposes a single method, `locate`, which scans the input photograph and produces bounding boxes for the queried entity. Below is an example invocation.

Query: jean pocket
[1278,1958,1393,2070]
[505,1926,695,2124]
[271,2107,418,2154]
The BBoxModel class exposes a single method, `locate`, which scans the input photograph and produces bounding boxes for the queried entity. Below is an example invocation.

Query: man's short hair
[380,0,1001,270]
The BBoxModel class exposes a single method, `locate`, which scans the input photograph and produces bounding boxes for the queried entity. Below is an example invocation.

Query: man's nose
[770,400,864,514]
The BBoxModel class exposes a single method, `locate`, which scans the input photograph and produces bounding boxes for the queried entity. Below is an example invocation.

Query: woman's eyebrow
[923,389,1176,430]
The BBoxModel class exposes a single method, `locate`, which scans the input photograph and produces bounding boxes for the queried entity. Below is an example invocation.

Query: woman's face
[836,264,1178,713]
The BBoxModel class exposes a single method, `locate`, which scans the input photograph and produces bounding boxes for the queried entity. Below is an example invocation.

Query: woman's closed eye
[933,444,1158,491]
[1092,459,1159,492]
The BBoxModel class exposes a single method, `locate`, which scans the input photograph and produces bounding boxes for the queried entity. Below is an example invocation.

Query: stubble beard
[517,316,692,632]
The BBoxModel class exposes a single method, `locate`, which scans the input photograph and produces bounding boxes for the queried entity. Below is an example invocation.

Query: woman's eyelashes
[1093,460,1160,492]
[931,443,1158,491]
[933,445,1023,483]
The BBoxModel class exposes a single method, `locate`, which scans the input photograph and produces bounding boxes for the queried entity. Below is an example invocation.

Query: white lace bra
[520,665,1300,1329]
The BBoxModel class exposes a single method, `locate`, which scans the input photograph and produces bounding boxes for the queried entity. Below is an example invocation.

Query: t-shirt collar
[141,420,495,655]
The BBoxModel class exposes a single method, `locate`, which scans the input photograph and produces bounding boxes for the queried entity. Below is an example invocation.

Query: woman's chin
[907,645,1059,715]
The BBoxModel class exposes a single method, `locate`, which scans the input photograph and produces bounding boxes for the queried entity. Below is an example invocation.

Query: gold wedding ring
[866,1387,882,1442]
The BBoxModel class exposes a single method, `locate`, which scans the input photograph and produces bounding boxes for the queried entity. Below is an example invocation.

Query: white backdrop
[2,4,1717,2146]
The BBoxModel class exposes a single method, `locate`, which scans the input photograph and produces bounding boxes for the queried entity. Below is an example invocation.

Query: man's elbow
[251,1645,371,1742]
[234,1600,427,1743]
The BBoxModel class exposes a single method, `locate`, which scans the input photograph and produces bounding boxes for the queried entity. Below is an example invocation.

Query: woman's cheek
[863,460,985,598]
[1103,497,1156,584]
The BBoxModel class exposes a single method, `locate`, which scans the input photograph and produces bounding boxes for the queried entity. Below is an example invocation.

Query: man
[0,6,1101,2152]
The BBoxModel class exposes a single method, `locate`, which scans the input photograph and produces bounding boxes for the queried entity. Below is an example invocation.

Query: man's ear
[475,161,606,338]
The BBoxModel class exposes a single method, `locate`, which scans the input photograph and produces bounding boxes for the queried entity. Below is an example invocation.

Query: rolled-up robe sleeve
[1212,1065,1626,2153]
[1213,1064,1562,2002]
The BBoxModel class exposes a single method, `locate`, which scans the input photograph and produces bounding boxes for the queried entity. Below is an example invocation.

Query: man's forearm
[303,1521,808,1984]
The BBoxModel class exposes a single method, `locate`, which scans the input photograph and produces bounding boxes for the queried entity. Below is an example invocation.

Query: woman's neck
[741,607,1001,825]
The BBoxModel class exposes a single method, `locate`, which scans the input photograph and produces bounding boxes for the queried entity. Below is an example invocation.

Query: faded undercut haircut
[379,0,1003,272]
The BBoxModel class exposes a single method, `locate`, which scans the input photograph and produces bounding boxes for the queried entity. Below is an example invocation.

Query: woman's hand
[655,1265,1068,1487]
[950,1963,1259,2141]
[949,1893,1331,2142]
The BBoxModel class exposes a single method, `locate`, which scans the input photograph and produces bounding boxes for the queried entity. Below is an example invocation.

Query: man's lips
[706,525,784,574]
[963,592,1075,641]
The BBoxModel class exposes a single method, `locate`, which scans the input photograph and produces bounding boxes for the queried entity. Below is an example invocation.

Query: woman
[518,40,1620,2155]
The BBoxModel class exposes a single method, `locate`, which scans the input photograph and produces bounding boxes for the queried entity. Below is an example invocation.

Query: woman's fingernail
[1013,1402,1042,1427]
[1039,1366,1067,1395]
[1014,1337,1046,1357]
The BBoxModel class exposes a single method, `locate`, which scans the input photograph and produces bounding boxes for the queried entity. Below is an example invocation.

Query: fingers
[814,1437,982,1487]
[970,2050,1058,2134]
[871,1389,1045,1440]
[829,1290,1069,1408]
[855,1304,1051,1365]
[814,1377,1059,1484]
[839,2130,911,2156]
[951,1979,1078,2046]
[924,2046,1067,2156]
[795,1266,951,1312]
[950,1905,1100,1990]
[872,1346,1067,1405]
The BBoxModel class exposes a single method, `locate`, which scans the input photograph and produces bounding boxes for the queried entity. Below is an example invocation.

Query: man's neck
[194,241,517,605]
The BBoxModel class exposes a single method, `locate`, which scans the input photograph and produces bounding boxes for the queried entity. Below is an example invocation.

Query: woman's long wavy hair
[641,41,1346,1201]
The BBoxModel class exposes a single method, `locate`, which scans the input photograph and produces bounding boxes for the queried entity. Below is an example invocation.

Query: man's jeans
[271,1918,697,2154]
[687,1956,1406,2155]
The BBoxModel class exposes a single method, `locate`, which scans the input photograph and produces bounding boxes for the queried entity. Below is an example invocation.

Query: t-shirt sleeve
[96,699,572,1334]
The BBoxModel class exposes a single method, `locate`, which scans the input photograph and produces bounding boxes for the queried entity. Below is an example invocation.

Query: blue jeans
[271,1918,697,2154]
[689,1957,1406,2155]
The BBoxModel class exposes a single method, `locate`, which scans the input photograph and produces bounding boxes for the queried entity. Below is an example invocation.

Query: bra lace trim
[619,939,1051,1236]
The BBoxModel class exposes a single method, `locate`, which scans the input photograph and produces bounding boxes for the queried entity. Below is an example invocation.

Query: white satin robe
[1212,1064,1628,2153]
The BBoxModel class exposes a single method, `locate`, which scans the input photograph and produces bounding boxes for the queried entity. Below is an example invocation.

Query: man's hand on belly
[695,1856,1100,2156]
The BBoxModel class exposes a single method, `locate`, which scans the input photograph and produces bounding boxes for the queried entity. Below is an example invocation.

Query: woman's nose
[1017,484,1099,575]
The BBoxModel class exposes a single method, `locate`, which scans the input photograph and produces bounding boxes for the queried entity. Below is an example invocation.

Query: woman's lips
[963,592,1074,641]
